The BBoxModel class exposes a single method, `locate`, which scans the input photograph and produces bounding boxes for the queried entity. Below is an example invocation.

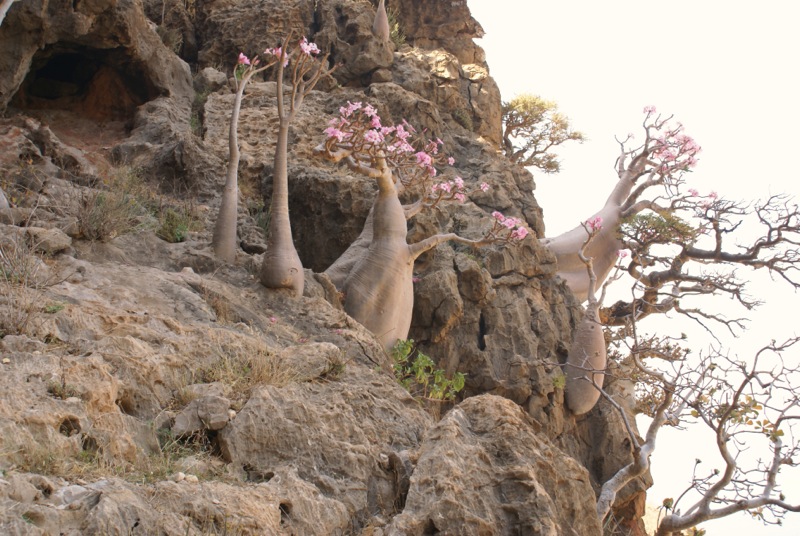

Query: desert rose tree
[547,107,800,330]
[541,106,701,302]
[551,108,800,530]
[258,36,336,297]
[211,51,278,262]
[563,216,610,415]
[316,102,528,350]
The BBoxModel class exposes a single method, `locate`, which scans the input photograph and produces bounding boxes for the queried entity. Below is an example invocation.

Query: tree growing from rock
[211,51,278,262]
[541,107,702,302]
[258,36,336,297]
[563,217,609,415]
[372,0,390,42]
[552,107,800,531]
[501,94,584,172]
[316,102,528,350]
[594,316,800,534]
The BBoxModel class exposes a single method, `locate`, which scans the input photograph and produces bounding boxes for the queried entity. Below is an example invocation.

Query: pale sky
[467,1,800,534]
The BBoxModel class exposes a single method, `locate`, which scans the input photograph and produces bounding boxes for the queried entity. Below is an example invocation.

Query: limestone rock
[172,395,232,436]
[386,395,603,536]
[218,367,433,522]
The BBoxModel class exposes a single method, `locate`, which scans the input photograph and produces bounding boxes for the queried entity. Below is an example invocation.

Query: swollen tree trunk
[564,272,606,415]
[342,168,413,350]
[540,163,639,301]
[325,206,374,289]
[259,119,305,296]
[339,164,490,351]
[211,84,247,262]
[372,0,390,41]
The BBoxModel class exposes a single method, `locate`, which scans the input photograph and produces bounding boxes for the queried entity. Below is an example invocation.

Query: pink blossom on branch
[299,37,320,56]
[586,216,603,232]
[237,52,251,65]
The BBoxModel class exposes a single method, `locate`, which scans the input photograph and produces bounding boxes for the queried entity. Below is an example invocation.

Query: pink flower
[688,188,699,197]
[264,47,289,67]
[299,37,320,56]
[270,316,277,324]
[454,177,464,189]
[364,130,384,144]
[492,211,505,222]
[438,181,451,193]
[511,227,529,240]
[617,249,630,259]
[370,115,382,129]
[480,182,490,192]
[454,193,466,203]
[395,124,411,141]
[363,104,378,117]
[447,157,455,166]
[415,151,432,167]
[586,216,603,231]
[708,191,718,199]
[324,127,347,142]
[340,101,362,118]
[643,105,656,114]
[502,218,516,229]
[412,276,421,284]
[237,52,251,65]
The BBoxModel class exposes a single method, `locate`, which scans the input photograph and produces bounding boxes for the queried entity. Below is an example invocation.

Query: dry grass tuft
[0,234,63,338]
[197,330,301,400]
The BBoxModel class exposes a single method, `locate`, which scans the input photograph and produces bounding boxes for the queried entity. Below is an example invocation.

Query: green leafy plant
[391,339,465,401]
[156,207,193,243]
[44,302,64,314]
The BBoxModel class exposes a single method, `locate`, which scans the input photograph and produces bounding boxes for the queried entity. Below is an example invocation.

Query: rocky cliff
[0,1,647,534]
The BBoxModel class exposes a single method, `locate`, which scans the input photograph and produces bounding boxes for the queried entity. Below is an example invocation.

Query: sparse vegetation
[387,7,406,47]
[452,108,474,131]
[0,234,60,338]
[391,339,465,402]
[155,206,194,243]
[196,330,302,401]
[77,166,154,242]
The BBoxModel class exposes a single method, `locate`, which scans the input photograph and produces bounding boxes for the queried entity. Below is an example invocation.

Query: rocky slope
[0,1,647,534]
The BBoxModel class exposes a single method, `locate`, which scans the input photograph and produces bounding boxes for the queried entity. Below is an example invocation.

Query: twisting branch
[595,323,800,533]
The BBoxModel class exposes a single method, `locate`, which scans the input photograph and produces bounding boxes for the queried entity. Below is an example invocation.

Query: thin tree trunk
[259,120,304,296]
[211,87,245,262]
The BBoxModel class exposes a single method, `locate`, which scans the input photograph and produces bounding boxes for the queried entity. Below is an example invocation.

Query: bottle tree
[316,102,528,350]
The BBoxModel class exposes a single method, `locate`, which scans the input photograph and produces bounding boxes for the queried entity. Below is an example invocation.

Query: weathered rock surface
[0,0,650,534]
[387,395,602,536]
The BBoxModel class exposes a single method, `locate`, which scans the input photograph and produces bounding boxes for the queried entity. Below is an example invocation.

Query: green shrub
[156,207,192,243]
[387,8,406,48]
[391,339,465,401]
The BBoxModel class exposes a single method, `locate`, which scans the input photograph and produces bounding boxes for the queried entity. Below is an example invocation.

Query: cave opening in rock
[10,42,160,127]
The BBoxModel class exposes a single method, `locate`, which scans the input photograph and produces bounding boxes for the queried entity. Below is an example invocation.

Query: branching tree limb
[596,322,800,534]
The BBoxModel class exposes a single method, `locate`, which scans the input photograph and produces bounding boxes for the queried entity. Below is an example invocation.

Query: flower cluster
[643,106,702,174]
[322,100,453,187]
[586,216,603,232]
[487,211,530,242]
[235,37,319,75]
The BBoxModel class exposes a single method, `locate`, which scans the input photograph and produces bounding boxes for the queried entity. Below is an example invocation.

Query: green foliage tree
[501,94,584,172]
